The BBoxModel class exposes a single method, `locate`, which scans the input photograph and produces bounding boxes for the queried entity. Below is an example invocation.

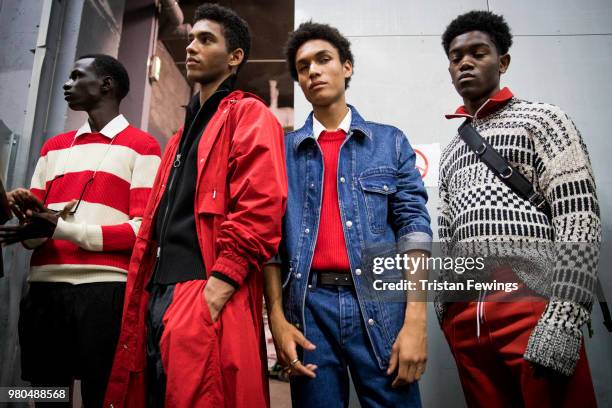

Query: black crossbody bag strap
[458,120,550,213]
[458,120,612,332]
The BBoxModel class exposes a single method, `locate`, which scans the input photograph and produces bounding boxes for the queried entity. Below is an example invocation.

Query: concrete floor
[269,379,291,408]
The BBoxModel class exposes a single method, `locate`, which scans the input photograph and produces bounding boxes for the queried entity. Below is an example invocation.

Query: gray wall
[0,0,126,392]
[294,0,612,406]
[0,0,40,386]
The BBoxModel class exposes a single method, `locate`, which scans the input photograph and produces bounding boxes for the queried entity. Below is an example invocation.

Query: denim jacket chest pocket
[358,168,397,234]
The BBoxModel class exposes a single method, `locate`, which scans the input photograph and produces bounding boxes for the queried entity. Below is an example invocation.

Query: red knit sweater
[311,130,351,271]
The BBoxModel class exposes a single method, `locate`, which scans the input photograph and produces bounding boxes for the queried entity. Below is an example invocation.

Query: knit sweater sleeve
[437,145,453,253]
[434,143,456,325]
[523,104,601,375]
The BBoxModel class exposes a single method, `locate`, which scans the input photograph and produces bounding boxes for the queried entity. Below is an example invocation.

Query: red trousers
[157,279,268,407]
[442,295,597,408]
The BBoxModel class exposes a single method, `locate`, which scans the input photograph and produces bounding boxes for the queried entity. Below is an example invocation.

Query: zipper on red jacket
[157,94,239,265]
[155,101,205,263]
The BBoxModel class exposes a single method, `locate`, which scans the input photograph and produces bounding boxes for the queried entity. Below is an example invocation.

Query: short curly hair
[194,3,251,71]
[285,21,354,88]
[77,54,130,101]
[442,11,512,56]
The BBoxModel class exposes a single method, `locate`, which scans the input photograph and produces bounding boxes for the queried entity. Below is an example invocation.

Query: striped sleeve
[29,153,48,201]
[128,139,161,217]
[99,137,160,251]
[52,136,161,252]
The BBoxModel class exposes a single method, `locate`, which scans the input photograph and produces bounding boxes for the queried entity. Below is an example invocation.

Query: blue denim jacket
[280,105,432,369]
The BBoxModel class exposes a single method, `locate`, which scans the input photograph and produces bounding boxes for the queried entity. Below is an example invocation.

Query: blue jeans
[290,281,421,408]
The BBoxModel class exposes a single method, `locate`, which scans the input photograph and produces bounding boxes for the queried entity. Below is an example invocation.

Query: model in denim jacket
[264,22,432,408]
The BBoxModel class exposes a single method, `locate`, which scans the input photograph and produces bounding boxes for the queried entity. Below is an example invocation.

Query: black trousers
[145,283,176,408]
[18,281,125,408]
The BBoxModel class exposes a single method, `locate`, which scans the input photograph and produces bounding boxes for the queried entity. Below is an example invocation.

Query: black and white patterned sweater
[437,96,601,376]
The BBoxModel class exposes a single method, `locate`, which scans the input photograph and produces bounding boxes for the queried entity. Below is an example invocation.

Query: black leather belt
[317,271,353,286]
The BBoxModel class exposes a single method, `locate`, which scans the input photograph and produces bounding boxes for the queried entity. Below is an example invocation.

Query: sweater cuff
[523,300,588,376]
[52,218,76,240]
[211,272,239,289]
[52,218,103,251]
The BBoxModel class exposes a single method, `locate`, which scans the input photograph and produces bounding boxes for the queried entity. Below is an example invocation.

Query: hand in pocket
[203,276,236,323]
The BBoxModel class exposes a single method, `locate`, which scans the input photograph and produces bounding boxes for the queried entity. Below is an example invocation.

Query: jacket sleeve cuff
[211,272,240,289]
[523,300,588,376]
[211,255,249,286]
[264,253,282,265]
[398,231,432,254]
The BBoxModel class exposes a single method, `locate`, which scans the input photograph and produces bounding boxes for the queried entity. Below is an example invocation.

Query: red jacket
[104,91,287,407]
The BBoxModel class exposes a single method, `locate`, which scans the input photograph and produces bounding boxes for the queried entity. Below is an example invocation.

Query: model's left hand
[387,315,427,387]
[203,276,236,322]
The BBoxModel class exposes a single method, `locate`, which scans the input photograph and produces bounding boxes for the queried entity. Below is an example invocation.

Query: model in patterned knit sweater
[438,10,600,407]
[0,55,161,407]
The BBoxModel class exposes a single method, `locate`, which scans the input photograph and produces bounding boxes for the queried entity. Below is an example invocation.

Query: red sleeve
[211,100,288,285]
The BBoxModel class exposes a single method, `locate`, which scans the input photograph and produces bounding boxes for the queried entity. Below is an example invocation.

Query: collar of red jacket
[445,87,513,120]
[220,90,266,107]
[175,90,266,135]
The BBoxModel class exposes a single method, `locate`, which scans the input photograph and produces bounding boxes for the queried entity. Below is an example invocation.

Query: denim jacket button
[340,177,346,183]
[296,273,302,279]
[345,221,353,228]
[310,183,315,188]
[355,269,362,276]
[305,228,310,234]
[367,318,375,326]
[383,185,389,191]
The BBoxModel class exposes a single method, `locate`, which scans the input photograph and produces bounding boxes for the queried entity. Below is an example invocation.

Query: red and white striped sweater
[27,115,161,284]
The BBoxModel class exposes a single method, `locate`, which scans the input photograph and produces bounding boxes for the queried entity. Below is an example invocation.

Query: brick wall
[148,40,190,149]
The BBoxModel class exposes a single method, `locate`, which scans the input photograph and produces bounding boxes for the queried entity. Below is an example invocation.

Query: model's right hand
[269,316,318,378]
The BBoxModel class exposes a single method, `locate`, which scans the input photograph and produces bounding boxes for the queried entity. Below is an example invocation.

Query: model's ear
[499,53,511,74]
[100,75,113,94]
[343,59,353,82]
[228,48,245,74]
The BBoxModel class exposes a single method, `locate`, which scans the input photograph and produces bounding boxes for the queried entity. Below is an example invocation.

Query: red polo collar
[445,87,514,120]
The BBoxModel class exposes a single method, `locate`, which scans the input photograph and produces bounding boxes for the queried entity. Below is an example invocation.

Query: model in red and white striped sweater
[0,54,161,407]
[26,114,160,283]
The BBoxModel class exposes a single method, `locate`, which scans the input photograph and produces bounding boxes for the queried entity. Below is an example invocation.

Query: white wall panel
[491,0,612,35]
[295,0,487,35]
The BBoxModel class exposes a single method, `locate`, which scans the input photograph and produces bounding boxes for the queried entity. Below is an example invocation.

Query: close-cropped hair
[77,54,130,101]
[193,3,251,71]
[442,10,513,56]
[285,21,354,88]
